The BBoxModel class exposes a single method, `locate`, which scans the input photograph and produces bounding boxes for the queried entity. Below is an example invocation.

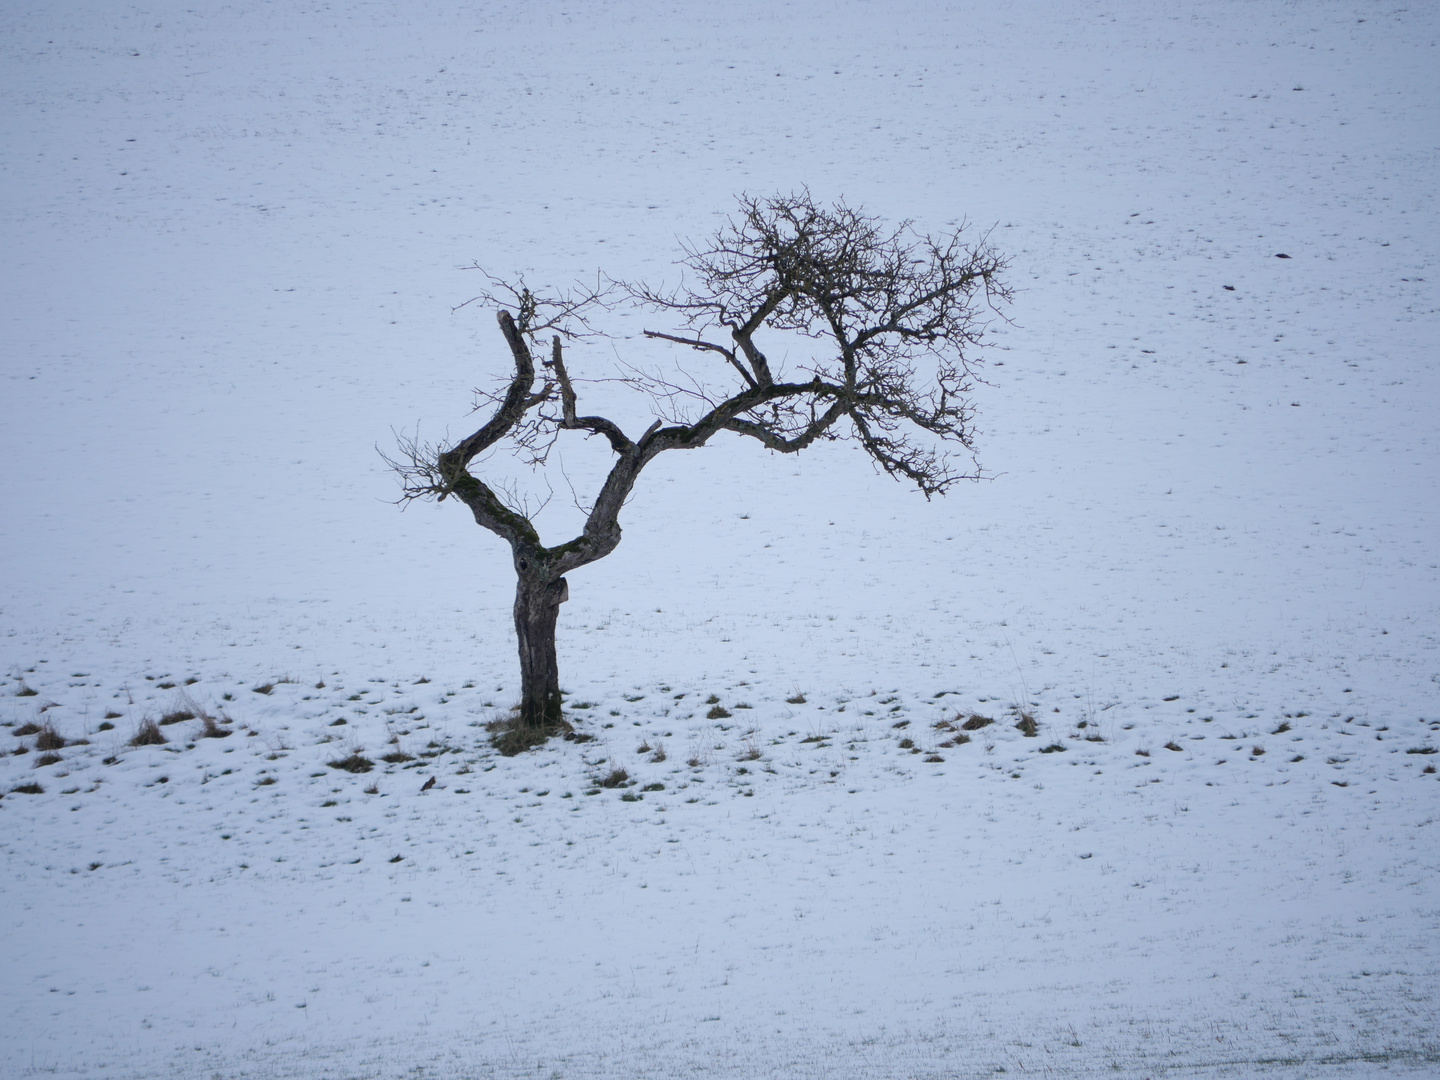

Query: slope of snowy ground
[2,1,1437,1077]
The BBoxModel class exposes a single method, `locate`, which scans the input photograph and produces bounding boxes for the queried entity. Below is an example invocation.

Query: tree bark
[513,570,569,728]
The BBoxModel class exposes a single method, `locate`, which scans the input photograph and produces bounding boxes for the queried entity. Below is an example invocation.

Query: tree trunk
[514,573,569,728]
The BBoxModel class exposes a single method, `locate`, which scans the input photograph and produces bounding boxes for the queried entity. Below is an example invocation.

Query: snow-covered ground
[2,1,1437,1076]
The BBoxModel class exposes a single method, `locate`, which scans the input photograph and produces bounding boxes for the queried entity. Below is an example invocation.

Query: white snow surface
[2,1,1437,1077]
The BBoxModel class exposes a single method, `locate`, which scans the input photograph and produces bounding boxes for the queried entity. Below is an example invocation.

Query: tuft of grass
[1039,743,1066,754]
[641,782,664,792]
[490,714,572,756]
[924,754,945,763]
[1164,741,1184,752]
[35,724,66,751]
[103,711,123,720]
[253,682,275,695]
[1251,746,1266,757]
[16,683,38,698]
[1406,747,1438,755]
[13,722,42,737]
[737,742,762,761]
[166,691,226,736]
[11,783,44,795]
[705,694,721,705]
[897,737,915,750]
[363,782,380,794]
[35,752,63,766]
[637,741,652,754]
[707,705,732,720]
[786,693,807,705]
[649,742,667,764]
[328,752,374,774]
[130,718,167,746]
[960,713,994,731]
[97,721,115,731]
[380,750,413,764]
[598,767,629,788]
[200,713,232,738]
[938,734,970,748]
[1014,713,1039,737]
[1272,721,1292,734]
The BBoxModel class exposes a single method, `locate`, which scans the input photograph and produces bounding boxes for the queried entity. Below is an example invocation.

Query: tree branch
[642,329,756,389]
[440,309,538,475]
[548,334,634,453]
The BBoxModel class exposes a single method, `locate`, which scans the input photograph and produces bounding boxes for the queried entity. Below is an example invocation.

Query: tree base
[488,712,573,756]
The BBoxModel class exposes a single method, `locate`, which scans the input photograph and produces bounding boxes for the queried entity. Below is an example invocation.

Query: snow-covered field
[2,1,1437,1076]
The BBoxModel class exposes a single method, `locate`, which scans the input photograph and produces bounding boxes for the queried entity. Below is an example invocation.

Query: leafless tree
[388,192,1012,752]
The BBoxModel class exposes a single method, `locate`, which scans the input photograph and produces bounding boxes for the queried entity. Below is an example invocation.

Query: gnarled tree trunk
[513,569,568,729]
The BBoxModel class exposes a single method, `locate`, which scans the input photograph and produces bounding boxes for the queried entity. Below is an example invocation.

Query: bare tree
[389,191,1011,753]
